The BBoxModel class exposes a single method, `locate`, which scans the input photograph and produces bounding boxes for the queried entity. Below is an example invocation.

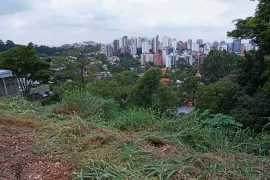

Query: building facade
[0,70,20,97]
[142,42,150,53]
[152,35,159,53]
[154,54,162,65]
[113,40,119,53]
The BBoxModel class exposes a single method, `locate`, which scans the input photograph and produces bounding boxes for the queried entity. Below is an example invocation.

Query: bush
[163,112,212,150]
[60,89,120,121]
[199,110,243,135]
[41,93,61,106]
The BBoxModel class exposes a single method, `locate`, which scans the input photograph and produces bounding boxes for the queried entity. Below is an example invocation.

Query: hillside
[1,95,269,180]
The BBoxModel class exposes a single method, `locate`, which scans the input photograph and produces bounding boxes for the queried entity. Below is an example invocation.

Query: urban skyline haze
[0,0,258,46]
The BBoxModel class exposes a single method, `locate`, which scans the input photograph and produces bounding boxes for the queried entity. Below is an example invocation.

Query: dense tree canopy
[53,47,100,83]
[228,0,270,55]
[201,50,241,84]
[0,45,52,95]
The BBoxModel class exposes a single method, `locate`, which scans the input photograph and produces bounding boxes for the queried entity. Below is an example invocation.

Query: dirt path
[0,123,74,180]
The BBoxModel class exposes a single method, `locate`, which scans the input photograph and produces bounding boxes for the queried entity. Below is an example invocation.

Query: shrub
[199,110,243,135]
[163,112,211,150]
[60,89,120,121]
[40,93,61,106]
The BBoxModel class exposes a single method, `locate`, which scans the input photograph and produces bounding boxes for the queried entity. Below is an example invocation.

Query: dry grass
[0,115,37,128]
[33,121,125,167]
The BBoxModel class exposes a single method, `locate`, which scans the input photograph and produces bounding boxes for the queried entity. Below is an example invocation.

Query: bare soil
[0,123,74,180]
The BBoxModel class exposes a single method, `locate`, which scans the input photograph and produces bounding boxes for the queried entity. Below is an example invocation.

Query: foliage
[227,0,270,55]
[199,110,243,134]
[108,108,160,132]
[88,71,139,108]
[109,53,140,73]
[60,89,119,121]
[196,85,219,113]
[129,67,162,108]
[1,96,270,179]
[214,74,240,114]
[77,160,144,180]
[152,85,178,115]
[40,93,61,106]
[52,46,100,83]
[201,50,241,84]
[0,45,53,95]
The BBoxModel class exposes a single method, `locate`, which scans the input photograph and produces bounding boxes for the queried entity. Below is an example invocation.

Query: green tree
[5,40,15,49]
[118,53,140,71]
[201,50,241,84]
[129,67,162,108]
[227,0,270,55]
[88,71,139,108]
[214,74,240,114]
[196,85,219,113]
[0,45,52,96]
[53,47,99,83]
[227,1,270,131]
[153,85,177,114]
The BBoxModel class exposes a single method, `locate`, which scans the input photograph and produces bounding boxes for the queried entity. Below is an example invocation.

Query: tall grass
[107,108,161,131]
[1,94,270,179]
[60,89,120,121]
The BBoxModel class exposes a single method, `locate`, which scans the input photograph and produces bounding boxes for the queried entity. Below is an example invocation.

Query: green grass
[1,93,270,179]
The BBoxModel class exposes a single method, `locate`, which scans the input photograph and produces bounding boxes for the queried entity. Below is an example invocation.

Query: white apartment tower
[162,36,169,48]
[152,35,159,53]
[142,42,149,53]
[137,37,142,48]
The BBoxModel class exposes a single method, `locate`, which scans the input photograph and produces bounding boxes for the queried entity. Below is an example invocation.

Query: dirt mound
[0,123,74,180]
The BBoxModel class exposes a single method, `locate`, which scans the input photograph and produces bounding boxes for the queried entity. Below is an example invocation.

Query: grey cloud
[93,14,116,22]
[32,15,119,31]
[0,0,31,15]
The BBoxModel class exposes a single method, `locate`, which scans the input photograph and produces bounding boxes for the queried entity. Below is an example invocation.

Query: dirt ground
[0,123,74,180]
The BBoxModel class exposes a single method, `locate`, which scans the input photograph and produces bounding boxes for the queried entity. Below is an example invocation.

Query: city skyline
[0,0,257,46]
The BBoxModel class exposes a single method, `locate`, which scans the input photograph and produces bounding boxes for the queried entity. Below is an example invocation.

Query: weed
[60,89,120,121]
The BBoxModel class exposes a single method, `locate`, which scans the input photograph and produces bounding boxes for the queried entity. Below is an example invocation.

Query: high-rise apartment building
[162,49,167,65]
[197,39,203,45]
[113,40,119,53]
[142,42,149,53]
[192,42,199,52]
[137,37,142,48]
[220,41,226,45]
[122,36,128,47]
[105,45,113,57]
[120,46,126,53]
[127,39,131,47]
[131,43,137,55]
[232,39,242,53]
[162,36,169,48]
[172,41,178,51]
[212,41,219,50]
[141,53,154,65]
[154,54,162,65]
[119,38,123,48]
[218,44,228,51]
[187,39,192,50]
[152,35,159,53]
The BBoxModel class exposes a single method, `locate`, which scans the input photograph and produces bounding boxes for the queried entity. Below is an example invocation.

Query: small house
[0,70,20,97]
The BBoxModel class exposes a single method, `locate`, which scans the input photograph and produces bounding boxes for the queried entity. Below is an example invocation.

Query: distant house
[161,78,170,85]
[0,70,20,97]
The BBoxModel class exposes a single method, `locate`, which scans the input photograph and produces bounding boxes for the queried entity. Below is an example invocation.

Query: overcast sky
[0,0,257,46]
